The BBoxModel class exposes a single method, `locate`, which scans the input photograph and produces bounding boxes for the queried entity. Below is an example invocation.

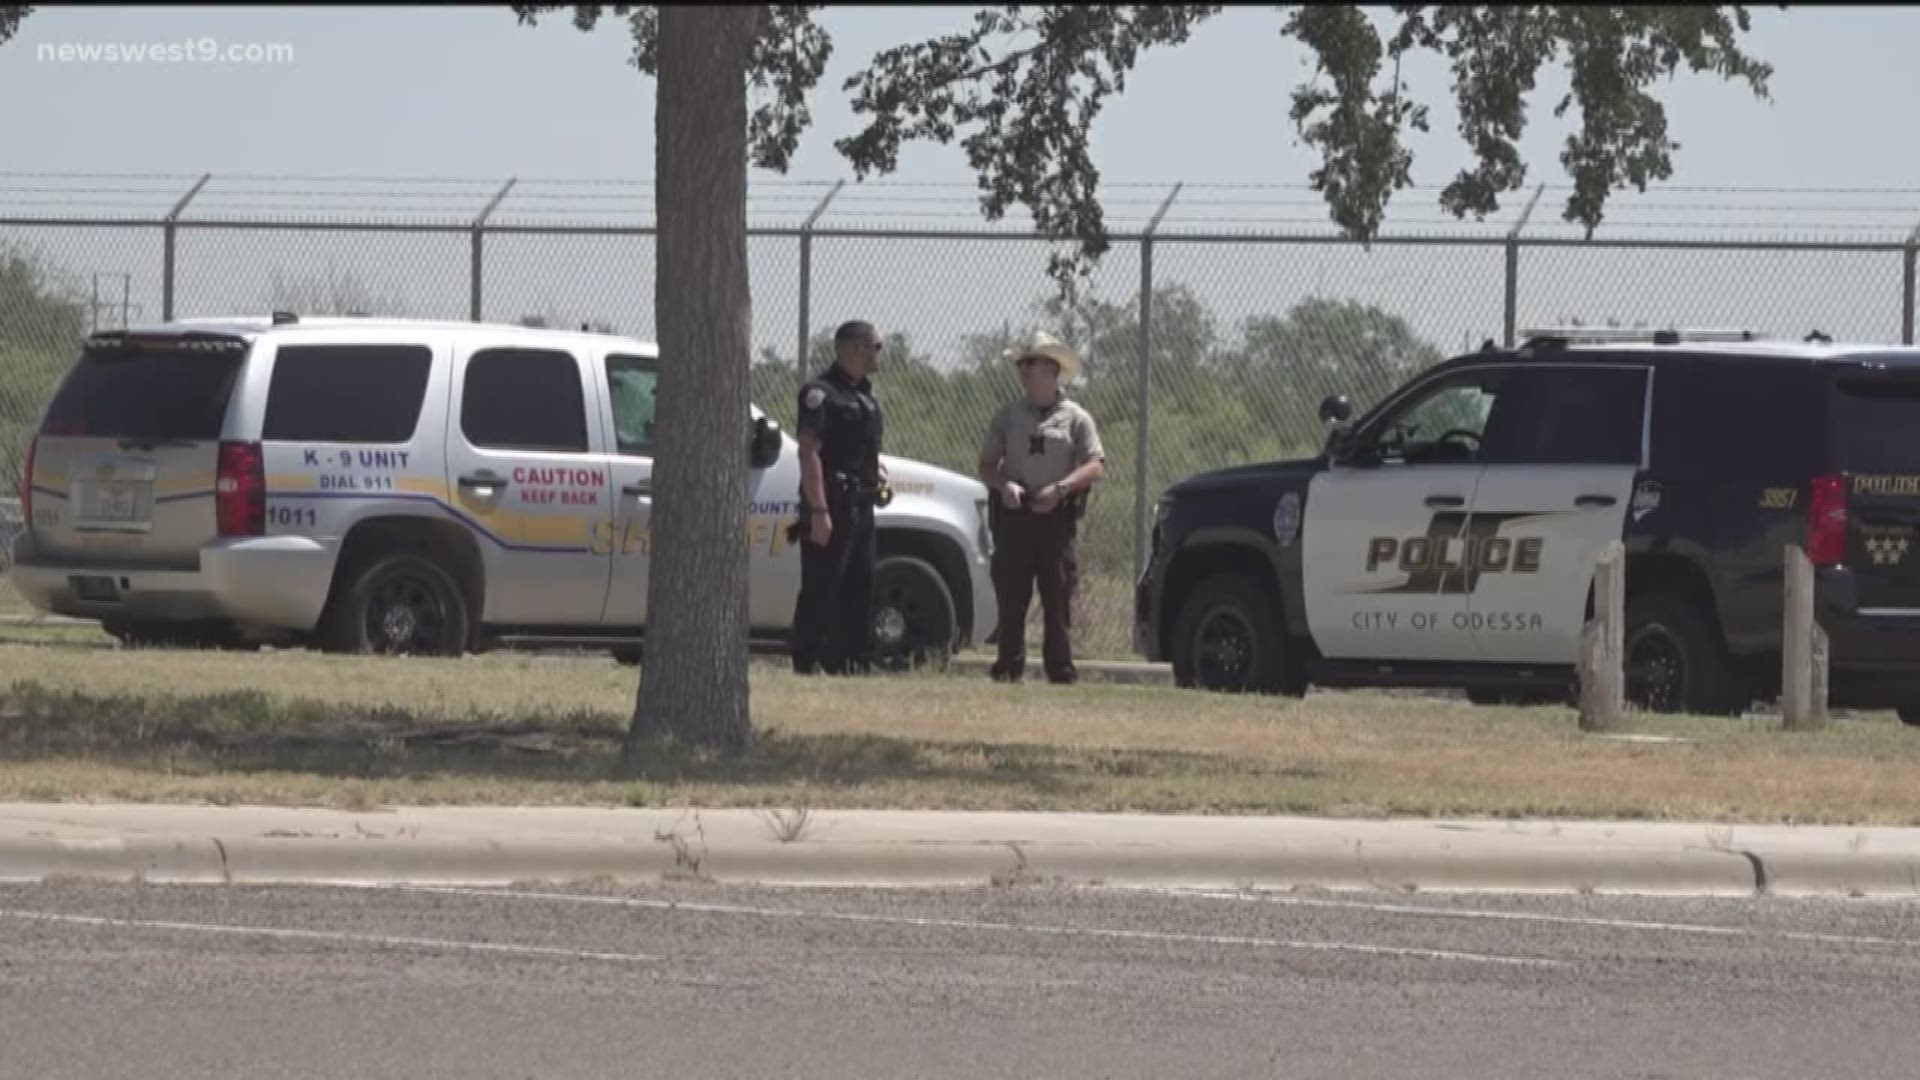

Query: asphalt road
[4,881,1920,1079]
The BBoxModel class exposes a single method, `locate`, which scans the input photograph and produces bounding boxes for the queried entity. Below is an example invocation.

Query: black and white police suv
[1135,326,1920,720]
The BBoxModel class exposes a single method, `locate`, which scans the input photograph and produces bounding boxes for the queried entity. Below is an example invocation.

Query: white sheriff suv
[9,314,997,665]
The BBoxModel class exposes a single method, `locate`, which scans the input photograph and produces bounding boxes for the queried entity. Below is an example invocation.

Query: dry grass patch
[3,641,1920,822]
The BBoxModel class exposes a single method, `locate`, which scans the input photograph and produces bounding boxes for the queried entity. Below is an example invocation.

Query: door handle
[458,472,506,495]
[622,482,651,498]
[1424,495,1466,508]
[1575,494,1617,508]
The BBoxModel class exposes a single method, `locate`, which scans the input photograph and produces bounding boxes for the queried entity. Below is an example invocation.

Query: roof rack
[1521,326,1761,347]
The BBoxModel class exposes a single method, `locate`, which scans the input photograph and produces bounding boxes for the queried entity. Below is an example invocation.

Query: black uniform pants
[989,503,1080,684]
[791,489,877,675]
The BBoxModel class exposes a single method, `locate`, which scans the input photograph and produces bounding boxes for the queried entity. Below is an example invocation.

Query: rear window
[263,343,433,444]
[39,340,246,441]
[1828,374,1920,472]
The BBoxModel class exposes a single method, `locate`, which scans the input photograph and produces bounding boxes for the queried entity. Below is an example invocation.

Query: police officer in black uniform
[790,320,887,675]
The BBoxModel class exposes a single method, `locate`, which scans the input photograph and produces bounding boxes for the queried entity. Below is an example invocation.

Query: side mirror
[749,416,782,470]
[1318,393,1353,424]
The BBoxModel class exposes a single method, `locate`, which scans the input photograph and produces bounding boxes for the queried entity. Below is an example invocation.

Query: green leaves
[838,5,1222,286]
[513,4,829,173]
[842,4,1774,269]
[508,4,1774,277]
[1286,4,1427,244]
[0,7,28,46]
[1386,5,1773,238]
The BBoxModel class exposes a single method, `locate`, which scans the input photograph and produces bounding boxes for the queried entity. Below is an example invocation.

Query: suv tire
[1623,592,1744,716]
[319,551,472,658]
[870,554,957,672]
[1170,572,1305,695]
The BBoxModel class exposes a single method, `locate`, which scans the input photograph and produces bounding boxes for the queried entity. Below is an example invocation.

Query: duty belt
[830,473,881,496]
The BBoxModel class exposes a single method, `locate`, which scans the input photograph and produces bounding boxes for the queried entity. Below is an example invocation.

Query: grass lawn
[3,637,1920,823]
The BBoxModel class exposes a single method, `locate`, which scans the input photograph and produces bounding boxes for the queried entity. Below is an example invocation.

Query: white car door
[444,339,616,627]
[594,347,803,634]
[745,415,804,632]
[1302,367,1504,662]
[597,348,658,629]
[1462,363,1649,664]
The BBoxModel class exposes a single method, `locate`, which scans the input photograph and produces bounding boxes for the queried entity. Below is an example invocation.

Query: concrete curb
[4,805,1917,897]
[0,833,1762,896]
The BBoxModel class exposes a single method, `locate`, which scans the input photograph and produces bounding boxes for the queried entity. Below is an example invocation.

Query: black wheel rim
[1194,607,1255,689]
[1626,623,1686,712]
[364,571,449,656]
[871,570,948,671]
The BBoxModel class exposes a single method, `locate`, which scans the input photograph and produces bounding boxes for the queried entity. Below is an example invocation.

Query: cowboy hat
[1003,330,1083,384]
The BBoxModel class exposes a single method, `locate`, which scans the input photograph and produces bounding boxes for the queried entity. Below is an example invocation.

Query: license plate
[73,478,152,530]
[91,482,140,520]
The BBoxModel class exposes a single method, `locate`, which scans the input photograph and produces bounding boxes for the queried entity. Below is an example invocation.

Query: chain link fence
[4,178,1918,654]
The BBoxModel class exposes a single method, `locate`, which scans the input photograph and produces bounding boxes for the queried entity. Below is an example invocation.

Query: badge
[1631,480,1662,521]
[803,386,826,410]
[1273,491,1301,546]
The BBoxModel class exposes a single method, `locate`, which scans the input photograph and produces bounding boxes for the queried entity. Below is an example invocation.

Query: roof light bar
[1521,326,1760,346]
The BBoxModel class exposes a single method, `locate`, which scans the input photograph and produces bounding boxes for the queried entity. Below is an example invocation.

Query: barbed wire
[0,172,1916,241]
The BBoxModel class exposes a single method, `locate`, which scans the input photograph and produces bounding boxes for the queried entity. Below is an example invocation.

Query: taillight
[20,436,35,526]
[216,440,266,537]
[1807,472,1849,567]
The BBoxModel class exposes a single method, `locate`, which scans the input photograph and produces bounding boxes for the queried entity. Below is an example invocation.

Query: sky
[3,4,1918,364]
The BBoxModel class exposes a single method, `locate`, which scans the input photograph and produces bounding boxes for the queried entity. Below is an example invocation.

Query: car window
[1650,357,1814,481]
[1480,366,1648,466]
[1828,373,1920,473]
[606,354,658,457]
[1357,370,1502,466]
[263,344,433,444]
[39,340,246,441]
[460,347,590,453]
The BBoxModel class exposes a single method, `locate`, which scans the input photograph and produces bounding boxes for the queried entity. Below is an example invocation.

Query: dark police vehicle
[1135,327,1920,721]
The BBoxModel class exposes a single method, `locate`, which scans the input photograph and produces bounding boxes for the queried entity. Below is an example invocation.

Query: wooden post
[1578,541,1626,731]
[1782,544,1830,731]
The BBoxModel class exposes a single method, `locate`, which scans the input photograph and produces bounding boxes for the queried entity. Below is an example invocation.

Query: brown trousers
[989,502,1080,683]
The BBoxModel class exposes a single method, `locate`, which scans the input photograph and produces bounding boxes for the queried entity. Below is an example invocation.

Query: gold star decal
[1866,537,1910,566]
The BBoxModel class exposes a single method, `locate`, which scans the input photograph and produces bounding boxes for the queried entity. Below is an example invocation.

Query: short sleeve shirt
[796,363,883,483]
[981,397,1104,490]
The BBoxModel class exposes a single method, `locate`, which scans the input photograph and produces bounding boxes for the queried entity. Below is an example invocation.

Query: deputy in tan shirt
[978,331,1106,685]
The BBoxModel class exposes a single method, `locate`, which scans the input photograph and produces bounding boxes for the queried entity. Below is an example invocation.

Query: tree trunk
[629,4,765,757]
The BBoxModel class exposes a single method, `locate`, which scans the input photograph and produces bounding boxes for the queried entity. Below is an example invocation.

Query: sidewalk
[4,803,1917,897]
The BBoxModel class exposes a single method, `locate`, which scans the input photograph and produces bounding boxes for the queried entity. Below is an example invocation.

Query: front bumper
[1133,569,1165,661]
[967,549,998,650]
[7,531,339,631]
